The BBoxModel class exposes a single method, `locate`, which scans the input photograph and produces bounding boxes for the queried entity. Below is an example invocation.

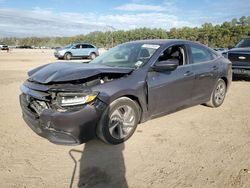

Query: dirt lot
[0,49,249,188]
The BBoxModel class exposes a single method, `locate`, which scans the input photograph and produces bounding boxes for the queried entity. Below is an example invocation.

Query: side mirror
[152,59,179,72]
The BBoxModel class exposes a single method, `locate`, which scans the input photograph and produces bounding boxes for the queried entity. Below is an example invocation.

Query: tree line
[1,16,249,48]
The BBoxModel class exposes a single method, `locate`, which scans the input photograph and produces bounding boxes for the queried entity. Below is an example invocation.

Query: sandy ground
[0,49,249,188]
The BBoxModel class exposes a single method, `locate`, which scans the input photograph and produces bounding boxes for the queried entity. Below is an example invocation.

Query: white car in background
[0,44,9,50]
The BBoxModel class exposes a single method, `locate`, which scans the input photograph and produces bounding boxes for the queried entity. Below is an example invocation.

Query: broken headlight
[57,93,98,107]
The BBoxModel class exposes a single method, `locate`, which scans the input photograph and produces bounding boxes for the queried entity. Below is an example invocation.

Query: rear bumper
[20,94,106,145]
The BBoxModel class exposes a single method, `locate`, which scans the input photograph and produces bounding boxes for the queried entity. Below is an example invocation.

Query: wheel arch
[65,51,72,55]
[88,51,96,56]
[111,94,143,123]
[220,76,228,90]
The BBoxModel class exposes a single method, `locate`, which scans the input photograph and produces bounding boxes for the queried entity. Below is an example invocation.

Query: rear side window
[190,45,213,64]
[82,44,94,48]
[87,45,95,48]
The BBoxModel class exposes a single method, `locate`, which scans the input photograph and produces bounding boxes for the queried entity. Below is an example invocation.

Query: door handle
[184,71,193,77]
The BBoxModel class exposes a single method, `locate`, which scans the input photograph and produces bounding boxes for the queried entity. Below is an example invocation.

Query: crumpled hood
[28,62,134,84]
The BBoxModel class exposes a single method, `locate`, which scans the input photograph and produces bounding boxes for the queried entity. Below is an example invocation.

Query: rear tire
[206,78,227,108]
[89,53,96,60]
[97,97,140,144]
[64,52,72,60]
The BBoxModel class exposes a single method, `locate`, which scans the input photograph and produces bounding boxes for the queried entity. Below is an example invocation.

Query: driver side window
[158,45,187,66]
[75,44,81,49]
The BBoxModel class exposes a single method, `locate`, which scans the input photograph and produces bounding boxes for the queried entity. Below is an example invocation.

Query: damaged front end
[20,82,104,145]
[19,63,132,145]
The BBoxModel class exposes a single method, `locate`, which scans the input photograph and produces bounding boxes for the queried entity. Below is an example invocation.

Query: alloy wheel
[214,81,226,106]
[108,105,136,139]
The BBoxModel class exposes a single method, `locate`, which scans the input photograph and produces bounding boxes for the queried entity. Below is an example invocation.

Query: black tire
[97,97,140,144]
[89,52,96,60]
[206,78,227,108]
[64,52,72,60]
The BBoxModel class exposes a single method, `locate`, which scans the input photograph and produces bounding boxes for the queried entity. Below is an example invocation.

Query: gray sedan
[20,39,232,145]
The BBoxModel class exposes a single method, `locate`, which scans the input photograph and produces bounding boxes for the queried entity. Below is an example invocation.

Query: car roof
[73,43,94,45]
[124,39,200,46]
[125,39,216,53]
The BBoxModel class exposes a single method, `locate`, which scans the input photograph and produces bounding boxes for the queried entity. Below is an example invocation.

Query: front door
[72,44,82,56]
[147,44,195,118]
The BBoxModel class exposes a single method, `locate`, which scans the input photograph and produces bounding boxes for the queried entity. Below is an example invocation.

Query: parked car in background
[0,44,9,50]
[54,43,99,60]
[16,45,33,49]
[222,37,250,77]
[20,39,232,145]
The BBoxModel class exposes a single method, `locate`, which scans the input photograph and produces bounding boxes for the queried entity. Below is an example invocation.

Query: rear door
[187,44,219,104]
[80,44,92,56]
[147,44,195,118]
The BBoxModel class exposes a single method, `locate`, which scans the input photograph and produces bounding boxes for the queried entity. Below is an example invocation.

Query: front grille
[30,100,49,115]
[21,93,50,116]
[228,52,250,63]
[21,80,52,116]
[20,94,39,119]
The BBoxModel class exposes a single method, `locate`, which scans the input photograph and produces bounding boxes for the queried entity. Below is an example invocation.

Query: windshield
[90,43,160,68]
[64,44,74,49]
[235,38,250,48]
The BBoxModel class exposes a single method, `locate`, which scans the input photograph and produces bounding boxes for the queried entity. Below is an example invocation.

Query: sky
[0,0,249,37]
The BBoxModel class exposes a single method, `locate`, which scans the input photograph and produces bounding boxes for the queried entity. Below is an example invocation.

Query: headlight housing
[57,93,98,107]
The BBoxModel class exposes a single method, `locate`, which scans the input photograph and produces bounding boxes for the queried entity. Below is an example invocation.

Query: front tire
[206,78,227,108]
[64,52,72,60]
[97,97,140,144]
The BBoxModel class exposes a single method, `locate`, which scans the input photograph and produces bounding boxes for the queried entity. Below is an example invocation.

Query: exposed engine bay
[22,71,130,115]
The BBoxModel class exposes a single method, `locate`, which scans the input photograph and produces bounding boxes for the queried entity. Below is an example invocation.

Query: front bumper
[20,94,106,145]
[232,64,250,76]
[54,52,64,58]
[1,47,9,50]
[232,61,250,76]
